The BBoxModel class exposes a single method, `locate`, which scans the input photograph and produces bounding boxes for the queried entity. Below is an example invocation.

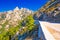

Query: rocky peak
[14,7,20,12]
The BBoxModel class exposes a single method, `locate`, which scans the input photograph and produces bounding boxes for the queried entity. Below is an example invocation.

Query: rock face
[33,0,60,23]
[40,7,60,23]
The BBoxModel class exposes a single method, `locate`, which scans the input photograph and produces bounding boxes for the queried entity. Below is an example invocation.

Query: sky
[0,0,48,12]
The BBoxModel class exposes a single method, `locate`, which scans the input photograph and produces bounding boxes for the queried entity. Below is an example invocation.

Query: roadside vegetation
[0,15,35,40]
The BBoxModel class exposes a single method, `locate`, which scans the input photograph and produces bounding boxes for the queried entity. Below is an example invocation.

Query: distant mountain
[0,7,35,40]
[0,7,33,26]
